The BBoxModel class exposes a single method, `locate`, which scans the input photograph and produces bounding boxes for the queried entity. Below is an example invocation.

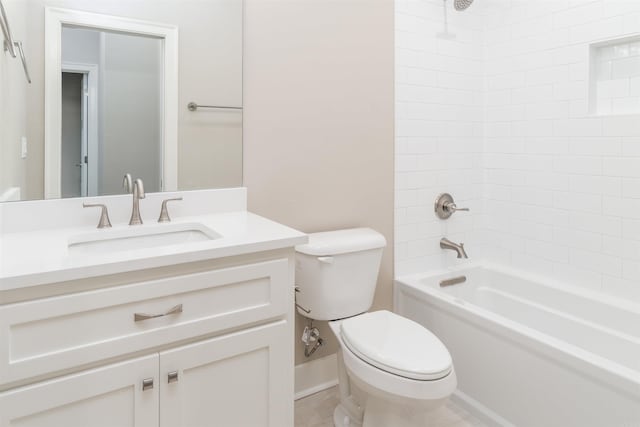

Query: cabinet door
[0,355,159,427]
[160,320,292,427]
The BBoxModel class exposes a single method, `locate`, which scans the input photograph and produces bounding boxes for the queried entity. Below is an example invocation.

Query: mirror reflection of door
[60,26,163,198]
[61,72,86,198]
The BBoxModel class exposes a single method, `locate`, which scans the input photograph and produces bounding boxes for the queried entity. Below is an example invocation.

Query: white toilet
[295,228,457,427]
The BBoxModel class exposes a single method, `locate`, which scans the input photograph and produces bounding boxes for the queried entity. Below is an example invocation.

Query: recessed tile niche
[590,36,640,116]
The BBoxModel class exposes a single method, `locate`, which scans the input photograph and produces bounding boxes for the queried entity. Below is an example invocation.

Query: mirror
[46,8,179,199]
[0,0,242,202]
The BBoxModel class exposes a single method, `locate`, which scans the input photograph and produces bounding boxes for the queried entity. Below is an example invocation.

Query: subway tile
[511,85,554,104]
[569,16,625,44]
[524,137,569,155]
[569,175,621,196]
[568,212,622,237]
[526,66,569,86]
[553,156,602,175]
[603,115,640,136]
[554,227,602,252]
[553,264,603,290]
[553,191,603,214]
[611,97,640,115]
[603,157,640,177]
[525,101,570,120]
[553,118,603,137]
[553,1,603,29]
[395,0,640,298]
[570,247,622,276]
[568,137,622,156]
[622,137,640,155]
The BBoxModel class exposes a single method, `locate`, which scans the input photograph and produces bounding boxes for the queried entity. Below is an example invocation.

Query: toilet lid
[340,310,452,381]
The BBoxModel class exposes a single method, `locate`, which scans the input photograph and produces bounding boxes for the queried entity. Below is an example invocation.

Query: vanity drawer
[0,258,291,387]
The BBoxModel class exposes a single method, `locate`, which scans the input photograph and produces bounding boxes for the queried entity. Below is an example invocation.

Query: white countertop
[0,211,306,291]
[0,189,307,291]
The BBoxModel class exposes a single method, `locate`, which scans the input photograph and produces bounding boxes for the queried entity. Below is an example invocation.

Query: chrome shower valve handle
[435,193,470,219]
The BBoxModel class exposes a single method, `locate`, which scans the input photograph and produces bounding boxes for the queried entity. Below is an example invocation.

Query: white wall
[395,0,640,303]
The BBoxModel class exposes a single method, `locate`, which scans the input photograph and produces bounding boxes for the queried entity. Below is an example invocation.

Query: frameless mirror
[0,0,242,202]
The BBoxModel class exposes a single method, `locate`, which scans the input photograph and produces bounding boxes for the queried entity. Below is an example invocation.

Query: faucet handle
[435,193,470,219]
[83,203,112,229]
[448,203,470,213]
[122,173,133,194]
[158,197,183,223]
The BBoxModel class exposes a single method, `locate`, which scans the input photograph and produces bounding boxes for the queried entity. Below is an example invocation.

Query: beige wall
[244,0,395,365]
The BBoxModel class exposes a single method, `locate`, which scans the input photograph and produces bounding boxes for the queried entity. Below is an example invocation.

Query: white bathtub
[394,265,640,427]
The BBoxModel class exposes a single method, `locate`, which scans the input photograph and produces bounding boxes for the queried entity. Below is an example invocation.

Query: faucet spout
[129,179,145,225]
[440,237,468,259]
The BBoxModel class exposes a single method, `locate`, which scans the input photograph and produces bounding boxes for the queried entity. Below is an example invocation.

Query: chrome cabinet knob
[142,378,154,391]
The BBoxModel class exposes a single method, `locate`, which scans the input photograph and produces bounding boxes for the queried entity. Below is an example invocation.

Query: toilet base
[333,403,362,427]
[361,394,448,427]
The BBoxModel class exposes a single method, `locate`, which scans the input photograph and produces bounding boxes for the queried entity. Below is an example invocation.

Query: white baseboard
[294,353,338,400]
[451,390,514,427]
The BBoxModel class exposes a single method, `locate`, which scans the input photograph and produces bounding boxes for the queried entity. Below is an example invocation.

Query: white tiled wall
[395,0,486,276]
[396,0,640,302]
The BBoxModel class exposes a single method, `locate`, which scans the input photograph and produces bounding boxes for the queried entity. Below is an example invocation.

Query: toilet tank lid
[295,228,386,256]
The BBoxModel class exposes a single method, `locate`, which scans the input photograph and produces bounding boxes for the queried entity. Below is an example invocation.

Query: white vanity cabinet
[159,320,290,427]
[0,355,160,427]
[0,250,298,427]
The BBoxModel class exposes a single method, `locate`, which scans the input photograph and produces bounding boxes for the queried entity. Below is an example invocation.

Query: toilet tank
[295,228,386,321]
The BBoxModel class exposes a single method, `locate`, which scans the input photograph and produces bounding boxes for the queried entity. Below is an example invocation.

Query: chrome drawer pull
[134,304,183,322]
[168,371,179,383]
[142,378,154,391]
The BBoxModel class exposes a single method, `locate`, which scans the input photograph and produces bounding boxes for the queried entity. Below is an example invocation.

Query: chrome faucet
[129,179,145,225]
[440,238,468,259]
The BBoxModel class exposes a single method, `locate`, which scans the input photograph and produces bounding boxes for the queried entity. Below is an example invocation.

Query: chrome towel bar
[0,0,31,83]
[0,0,15,57]
[187,102,242,111]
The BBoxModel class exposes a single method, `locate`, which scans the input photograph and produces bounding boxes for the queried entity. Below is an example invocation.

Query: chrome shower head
[454,0,474,11]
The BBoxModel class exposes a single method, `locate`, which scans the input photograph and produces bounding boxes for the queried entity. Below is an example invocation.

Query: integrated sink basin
[68,222,221,254]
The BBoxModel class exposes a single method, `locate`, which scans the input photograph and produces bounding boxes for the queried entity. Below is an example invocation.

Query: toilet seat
[329,313,457,402]
[340,310,452,380]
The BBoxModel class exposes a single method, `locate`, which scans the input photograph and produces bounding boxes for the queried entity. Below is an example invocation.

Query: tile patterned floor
[294,386,487,427]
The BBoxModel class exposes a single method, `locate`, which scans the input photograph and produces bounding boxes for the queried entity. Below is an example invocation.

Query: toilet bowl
[328,311,456,427]
[294,228,456,426]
